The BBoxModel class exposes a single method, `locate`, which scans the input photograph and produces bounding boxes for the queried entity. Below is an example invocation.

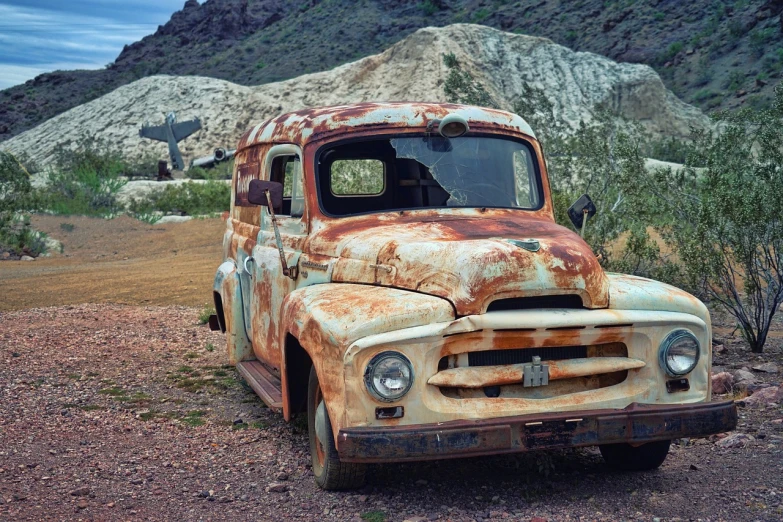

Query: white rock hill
[2,24,709,172]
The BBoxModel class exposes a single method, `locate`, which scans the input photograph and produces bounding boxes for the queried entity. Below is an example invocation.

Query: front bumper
[337,400,737,463]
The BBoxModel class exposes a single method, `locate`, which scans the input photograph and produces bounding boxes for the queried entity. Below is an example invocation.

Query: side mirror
[567,194,597,236]
[248,179,283,209]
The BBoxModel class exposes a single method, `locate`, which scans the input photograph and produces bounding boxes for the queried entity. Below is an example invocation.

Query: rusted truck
[211,102,737,490]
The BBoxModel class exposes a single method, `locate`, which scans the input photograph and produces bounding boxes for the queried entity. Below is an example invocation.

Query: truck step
[236,360,283,410]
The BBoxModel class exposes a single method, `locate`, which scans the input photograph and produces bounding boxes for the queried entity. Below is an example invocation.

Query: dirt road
[1,304,782,521]
[1,215,224,311]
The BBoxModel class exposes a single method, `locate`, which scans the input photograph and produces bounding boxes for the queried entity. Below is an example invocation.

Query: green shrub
[198,304,216,325]
[35,141,136,216]
[0,151,46,256]
[723,71,745,91]
[749,28,776,58]
[128,180,230,216]
[471,8,490,23]
[442,53,498,108]
[186,160,234,180]
[645,135,691,164]
[419,0,440,16]
[657,41,683,64]
[649,85,783,353]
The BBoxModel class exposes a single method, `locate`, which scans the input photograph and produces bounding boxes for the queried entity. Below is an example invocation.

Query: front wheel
[599,440,671,471]
[307,366,366,490]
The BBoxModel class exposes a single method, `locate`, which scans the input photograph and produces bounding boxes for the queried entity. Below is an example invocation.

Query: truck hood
[306,213,609,315]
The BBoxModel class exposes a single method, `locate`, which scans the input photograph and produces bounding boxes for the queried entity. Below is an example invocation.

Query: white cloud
[0,2,181,89]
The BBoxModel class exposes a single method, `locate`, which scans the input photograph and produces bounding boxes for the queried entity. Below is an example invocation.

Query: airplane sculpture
[139,112,202,170]
[190,147,236,169]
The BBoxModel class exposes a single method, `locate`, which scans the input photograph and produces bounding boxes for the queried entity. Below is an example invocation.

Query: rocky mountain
[1,24,709,172]
[1,0,781,141]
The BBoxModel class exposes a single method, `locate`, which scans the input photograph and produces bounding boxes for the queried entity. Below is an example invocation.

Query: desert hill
[2,24,710,172]
[1,0,780,141]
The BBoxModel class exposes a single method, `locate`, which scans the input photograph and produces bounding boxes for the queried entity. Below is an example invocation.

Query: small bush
[442,53,498,108]
[749,28,776,58]
[645,135,691,164]
[198,305,216,325]
[186,160,233,180]
[657,41,683,64]
[0,151,46,256]
[128,180,230,216]
[419,0,440,16]
[471,8,490,23]
[36,141,131,216]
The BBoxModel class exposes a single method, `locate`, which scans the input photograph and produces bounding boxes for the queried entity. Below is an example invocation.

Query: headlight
[364,352,414,402]
[659,329,700,376]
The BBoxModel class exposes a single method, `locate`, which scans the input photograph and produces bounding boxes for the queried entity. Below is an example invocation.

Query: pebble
[69,486,90,497]
[77,499,88,509]
[276,472,288,481]
[266,483,288,493]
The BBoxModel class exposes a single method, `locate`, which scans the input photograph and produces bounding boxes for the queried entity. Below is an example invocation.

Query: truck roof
[237,102,535,151]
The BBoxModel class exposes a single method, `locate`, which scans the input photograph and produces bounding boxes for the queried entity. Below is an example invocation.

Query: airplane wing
[171,118,202,142]
[139,125,168,142]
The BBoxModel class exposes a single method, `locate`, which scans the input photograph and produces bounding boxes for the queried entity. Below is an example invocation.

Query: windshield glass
[317,135,540,216]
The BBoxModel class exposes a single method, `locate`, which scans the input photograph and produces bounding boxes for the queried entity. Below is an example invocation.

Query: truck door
[245,145,306,368]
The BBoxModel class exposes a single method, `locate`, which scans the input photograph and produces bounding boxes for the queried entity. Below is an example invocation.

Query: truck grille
[468,346,587,367]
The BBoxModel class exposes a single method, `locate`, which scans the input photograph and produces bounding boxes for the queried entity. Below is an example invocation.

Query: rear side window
[330,159,385,195]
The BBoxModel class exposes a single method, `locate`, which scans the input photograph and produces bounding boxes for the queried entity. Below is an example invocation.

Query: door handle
[243,256,255,275]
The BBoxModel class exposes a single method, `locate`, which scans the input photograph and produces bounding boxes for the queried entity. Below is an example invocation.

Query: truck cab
[212,102,736,490]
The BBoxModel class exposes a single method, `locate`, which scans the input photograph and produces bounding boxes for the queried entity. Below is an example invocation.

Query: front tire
[599,440,671,471]
[307,366,366,490]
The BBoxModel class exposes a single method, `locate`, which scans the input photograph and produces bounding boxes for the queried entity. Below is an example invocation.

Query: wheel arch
[214,260,253,364]
[281,333,313,421]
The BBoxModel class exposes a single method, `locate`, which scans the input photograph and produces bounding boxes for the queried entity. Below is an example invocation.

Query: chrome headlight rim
[659,329,701,377]
[363,351,414,403]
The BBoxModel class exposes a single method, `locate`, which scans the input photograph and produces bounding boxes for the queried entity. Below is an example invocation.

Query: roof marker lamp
[427,114,470,138]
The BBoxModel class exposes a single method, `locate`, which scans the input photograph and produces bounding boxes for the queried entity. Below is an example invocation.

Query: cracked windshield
[391,136,539,208]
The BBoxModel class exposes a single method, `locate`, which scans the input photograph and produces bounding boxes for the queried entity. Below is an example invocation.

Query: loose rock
[266,483,288,493]
[711,372,734,394]
[741,386,781,407]
[69,486,90,497]
[732,369,757,386]
[751,362,779,374]
[716,432,755,448]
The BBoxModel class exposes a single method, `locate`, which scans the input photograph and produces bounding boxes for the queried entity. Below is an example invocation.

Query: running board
[236,360,283,410]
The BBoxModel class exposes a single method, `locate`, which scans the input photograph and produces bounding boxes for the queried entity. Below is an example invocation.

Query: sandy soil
[0,215,225,311]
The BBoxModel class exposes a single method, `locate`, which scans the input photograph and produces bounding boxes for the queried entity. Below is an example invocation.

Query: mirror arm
[265,189,298,280]
[580,208,588,238]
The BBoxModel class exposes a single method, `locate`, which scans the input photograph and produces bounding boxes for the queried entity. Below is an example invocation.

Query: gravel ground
[1,305,782,522]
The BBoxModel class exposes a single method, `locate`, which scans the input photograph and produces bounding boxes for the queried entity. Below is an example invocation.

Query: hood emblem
[506,238,540,252]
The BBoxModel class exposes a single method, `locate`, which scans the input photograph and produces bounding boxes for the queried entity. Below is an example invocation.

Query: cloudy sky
[0,0,187,90]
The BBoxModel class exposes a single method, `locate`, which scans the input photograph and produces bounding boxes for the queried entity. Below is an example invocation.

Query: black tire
[307,366,366,490]
[599,440,671,471]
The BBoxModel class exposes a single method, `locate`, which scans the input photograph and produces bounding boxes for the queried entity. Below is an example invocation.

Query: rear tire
[599,440,671,471]
[307,366,366,490]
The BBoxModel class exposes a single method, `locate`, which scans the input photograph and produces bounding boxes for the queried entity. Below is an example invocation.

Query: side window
[512,149,538,208]
[270,155,304,217]
[330,159,385,196]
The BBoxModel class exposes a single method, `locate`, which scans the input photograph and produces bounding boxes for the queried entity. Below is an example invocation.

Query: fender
[214,260,253,364]
[278,283,454,434]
